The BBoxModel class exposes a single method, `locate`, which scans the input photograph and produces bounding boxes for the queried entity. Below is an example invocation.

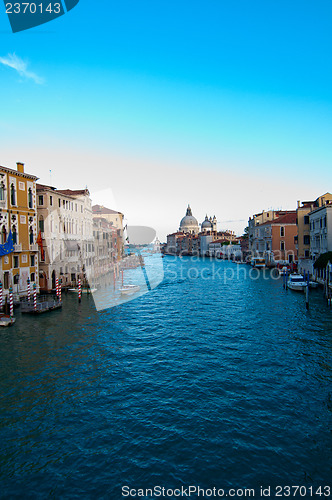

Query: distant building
[179,205,200,234]
[93,216,118,280]
[92,205,124,260]
[0,162,39,295]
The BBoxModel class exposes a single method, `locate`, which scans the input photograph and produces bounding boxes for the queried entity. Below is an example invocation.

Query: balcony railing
[13,244,22,252]
[29,244,39,252]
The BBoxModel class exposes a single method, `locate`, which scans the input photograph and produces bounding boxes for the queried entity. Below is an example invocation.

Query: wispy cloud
[0,53,44,84]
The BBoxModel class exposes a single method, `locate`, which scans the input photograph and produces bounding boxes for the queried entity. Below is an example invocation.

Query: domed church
[179,205,200,234]
[201,214,217,232]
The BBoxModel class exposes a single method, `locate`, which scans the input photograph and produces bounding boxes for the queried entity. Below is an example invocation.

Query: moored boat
[287,274,307,292]
[251,258,266,268]
[119,285,141,296]
[0,314,16,327]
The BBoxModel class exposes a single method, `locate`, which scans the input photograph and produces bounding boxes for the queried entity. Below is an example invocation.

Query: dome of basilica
[179,205,199,234]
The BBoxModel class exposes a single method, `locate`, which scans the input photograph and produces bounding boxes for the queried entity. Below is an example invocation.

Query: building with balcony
[36,184,94,290]
[0,162,39,295]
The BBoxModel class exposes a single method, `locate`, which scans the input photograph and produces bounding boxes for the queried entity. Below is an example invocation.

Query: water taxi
[251,258,266,268]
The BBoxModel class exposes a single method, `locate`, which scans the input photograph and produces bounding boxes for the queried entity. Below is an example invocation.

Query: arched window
[10,184,16,206]
[0,182,5,201]
[28,188,33,208]
[29,227,34,244]
[12,225,17,245]
[2,226,7,244]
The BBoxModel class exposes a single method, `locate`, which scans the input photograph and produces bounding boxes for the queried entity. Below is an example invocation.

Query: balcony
[29,244,39,252]
[13,244,22,252]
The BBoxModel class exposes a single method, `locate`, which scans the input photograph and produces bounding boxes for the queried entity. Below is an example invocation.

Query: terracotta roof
[210,238,228,244]
[92,204,123,216]
[36,183,57,191]
[57,189,89,196]
[259,211,297,226]
[271,212,297,225]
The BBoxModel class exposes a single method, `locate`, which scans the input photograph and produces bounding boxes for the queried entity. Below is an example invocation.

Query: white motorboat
[0,314,16,327]
[119,285,141,296]
[287,274,307,292]
[68,287,97,294]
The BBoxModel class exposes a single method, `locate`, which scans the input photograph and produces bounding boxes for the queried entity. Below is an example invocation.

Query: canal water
[0,257,331,498]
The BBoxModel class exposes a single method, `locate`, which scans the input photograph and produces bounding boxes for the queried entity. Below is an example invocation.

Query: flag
[37,230,45,261]
[0,230,14,257]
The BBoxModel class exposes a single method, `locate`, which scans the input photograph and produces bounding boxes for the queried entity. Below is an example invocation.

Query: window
[30,272,35,282]
[38,195,44,206]
[305,250,310,258]
[39,216,44,232]
[13,274,19,284]
[13,256,19,268]
[280,241,285,251]
[304,215,309,225]
[1,226,7,244]
[50,195,53,206]
[29,228,34,244]
[59,199,61,208]
[30,255,35,266]
[10,184,16,205]
[280,227,285,237]
[324,216,327,228]
[12,226,17,245]
[0,182,5,201]
[303,235,310,245]
[28,188,33,208]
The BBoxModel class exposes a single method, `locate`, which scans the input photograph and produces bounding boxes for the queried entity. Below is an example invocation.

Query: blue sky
[0,0,332,239]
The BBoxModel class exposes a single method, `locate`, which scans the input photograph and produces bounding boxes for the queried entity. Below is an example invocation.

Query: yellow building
[0,162,39,295]
[296,194,332,259]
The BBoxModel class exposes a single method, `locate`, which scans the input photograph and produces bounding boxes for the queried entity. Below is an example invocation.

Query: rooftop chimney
[17,162,24,173]
[297,200,300,208]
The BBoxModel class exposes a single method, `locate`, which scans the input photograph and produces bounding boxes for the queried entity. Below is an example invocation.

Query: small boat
[251,258,266,268]
[0,314,16,327]
[119,285,141,296]
[68,287,97,294]
[277,266,289,276]
[21,297,62,314]
[287,274,307,292]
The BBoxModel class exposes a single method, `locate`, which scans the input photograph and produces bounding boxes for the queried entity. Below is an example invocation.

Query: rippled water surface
[1,257,332,498]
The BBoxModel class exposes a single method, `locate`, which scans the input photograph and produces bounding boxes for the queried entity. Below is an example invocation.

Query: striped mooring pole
[0,281,2,309]
[78,278,82,303]
[56,277,59,298]
[33,283,37,311]
[9,286,14,317]
[27,277,31,302]
[58,281,62,302]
